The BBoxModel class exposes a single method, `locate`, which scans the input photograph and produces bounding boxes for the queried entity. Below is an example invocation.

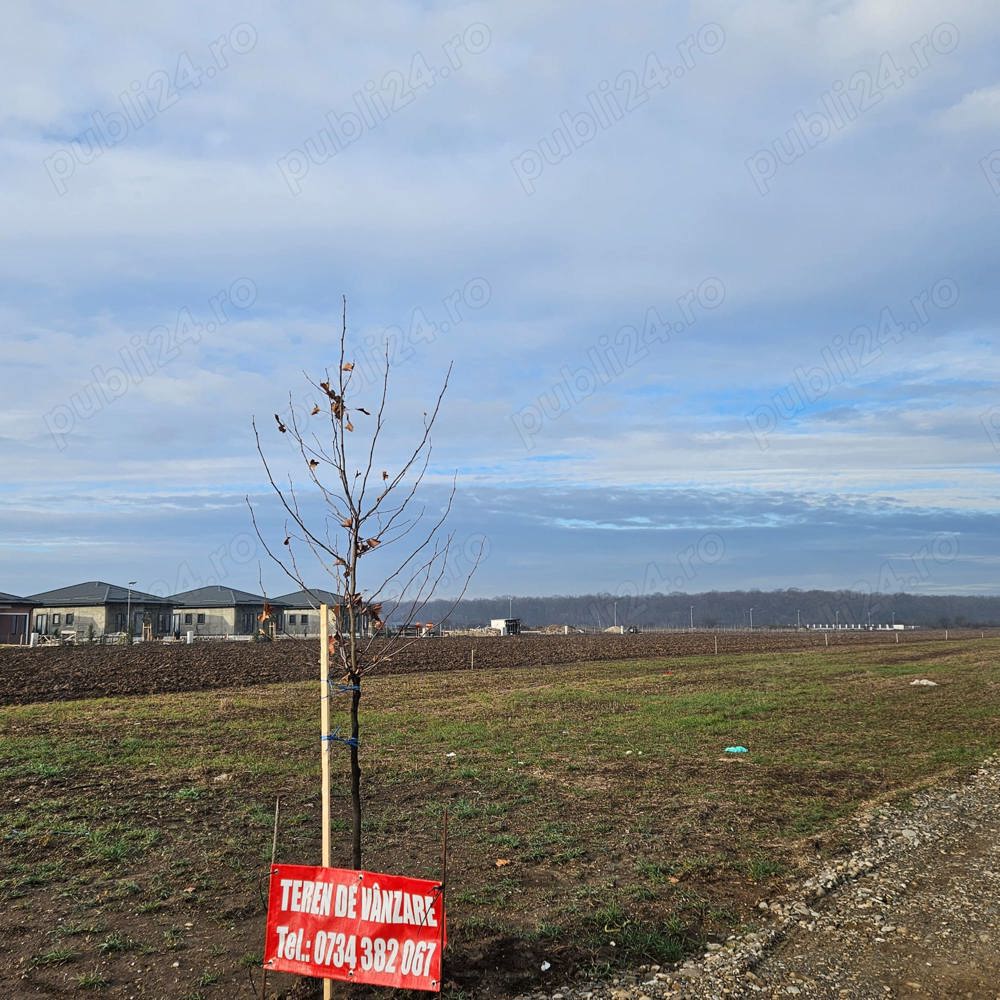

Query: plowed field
[0,628,988,706]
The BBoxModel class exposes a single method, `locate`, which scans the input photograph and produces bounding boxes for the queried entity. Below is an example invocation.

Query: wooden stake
[714,635,718,655]
[319,604,332,1000]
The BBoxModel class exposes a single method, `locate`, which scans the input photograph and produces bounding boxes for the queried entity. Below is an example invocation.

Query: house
[0,592,34,644]
[27,581,174,639]
[274,588,343,637]
[168,585,278,637]
[273,588,375,637]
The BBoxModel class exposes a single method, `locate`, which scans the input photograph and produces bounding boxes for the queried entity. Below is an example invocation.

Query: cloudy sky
[3,0,1000,600]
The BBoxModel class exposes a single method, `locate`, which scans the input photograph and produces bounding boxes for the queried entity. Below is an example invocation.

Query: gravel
[515,753,1000,1000]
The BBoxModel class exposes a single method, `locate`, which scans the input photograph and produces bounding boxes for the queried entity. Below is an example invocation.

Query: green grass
[99,931,138,954]
[75,970,110,989]
[1,638,998,997]
[28,947,79,968]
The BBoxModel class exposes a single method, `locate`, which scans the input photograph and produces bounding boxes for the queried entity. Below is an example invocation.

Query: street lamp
[689,605,694,630]
[748,607,754,630]
[796,609,801,629]
[835,609,840,629]
[127,580,136,637]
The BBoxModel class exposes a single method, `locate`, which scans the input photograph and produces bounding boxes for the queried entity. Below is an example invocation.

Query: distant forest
[419,590,1000,630]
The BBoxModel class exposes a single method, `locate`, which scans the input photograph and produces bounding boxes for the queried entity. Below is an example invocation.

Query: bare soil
[0,629,989,706]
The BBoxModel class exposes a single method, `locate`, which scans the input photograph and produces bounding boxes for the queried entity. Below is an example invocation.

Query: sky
[3,0,1000,600]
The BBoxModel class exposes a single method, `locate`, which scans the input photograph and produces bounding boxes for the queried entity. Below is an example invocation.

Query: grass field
[2,639,998,998]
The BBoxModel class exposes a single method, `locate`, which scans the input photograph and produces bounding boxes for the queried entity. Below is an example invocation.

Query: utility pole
[126,580,136,637]
[614,600,618,628]
[749,607,753,630]
[796,608,801,629]
[689,605,694,630]
[835,609,840,629]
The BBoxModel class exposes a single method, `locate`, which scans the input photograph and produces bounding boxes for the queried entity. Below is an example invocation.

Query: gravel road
[516,753,1000,1000]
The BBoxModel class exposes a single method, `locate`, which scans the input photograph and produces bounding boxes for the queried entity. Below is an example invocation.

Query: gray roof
[169,585,276,608]
[27,581,172,607]
[273,588,343,609]
[0,591,31,604]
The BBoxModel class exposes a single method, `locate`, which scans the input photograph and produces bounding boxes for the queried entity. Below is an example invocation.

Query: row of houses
[0,582,370,644]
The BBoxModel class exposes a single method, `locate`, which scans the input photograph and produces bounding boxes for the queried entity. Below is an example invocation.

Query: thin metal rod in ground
[261,797,280,999]
[438,806,449,991]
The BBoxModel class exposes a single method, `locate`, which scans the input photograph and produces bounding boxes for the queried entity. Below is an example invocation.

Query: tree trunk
[350,677,362,870]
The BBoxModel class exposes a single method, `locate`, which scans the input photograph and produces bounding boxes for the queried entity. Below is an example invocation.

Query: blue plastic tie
[330,681,361,694]
[322,728,359,749]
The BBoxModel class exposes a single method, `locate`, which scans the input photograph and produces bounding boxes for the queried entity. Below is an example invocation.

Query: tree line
[420,589,1000,630]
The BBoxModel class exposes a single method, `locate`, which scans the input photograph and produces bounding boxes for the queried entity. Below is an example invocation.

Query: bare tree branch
[247,300,474,870]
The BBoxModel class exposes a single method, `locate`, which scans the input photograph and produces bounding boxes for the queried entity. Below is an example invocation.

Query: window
[288,614,297,625]
[65,613,74,625]
[197,613,206,625]
[184,613,193,625]
[52,613,61,625]
[300,615,309,630]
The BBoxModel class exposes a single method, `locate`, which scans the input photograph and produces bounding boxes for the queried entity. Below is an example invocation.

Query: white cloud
[2,1,1000,593]
[938,83,1000,130]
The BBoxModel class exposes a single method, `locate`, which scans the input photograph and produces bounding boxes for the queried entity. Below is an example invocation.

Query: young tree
[248,300,479,869]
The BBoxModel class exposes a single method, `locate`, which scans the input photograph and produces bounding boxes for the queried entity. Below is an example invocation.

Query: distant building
[0,592,34,644]
[27,581,174,639]
[274,588,343,637]
[169,585,274,637]
[490,617,521,636]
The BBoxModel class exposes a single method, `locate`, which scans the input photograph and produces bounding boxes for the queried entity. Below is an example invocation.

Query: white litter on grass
[445,752,457,757]
[910,679,939,687]
[541,961,551,972]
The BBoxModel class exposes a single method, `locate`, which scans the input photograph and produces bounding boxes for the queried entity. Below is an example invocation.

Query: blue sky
[3,0,1000,599]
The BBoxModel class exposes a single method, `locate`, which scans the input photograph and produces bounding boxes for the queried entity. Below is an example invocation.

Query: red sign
[264,863,446,992]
